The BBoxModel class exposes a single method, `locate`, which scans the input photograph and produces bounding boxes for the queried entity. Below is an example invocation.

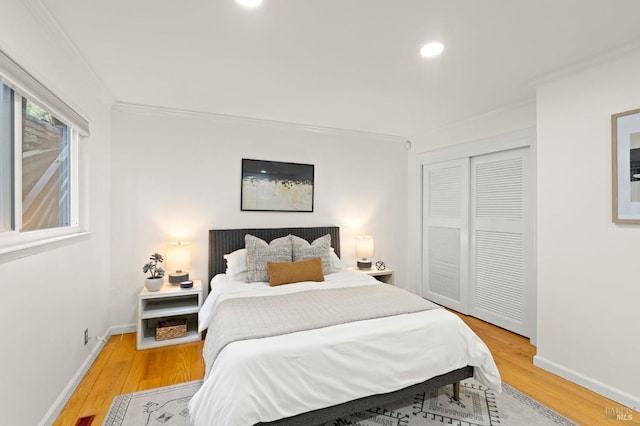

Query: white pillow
[223,248,247,276]
[330,247,346,270]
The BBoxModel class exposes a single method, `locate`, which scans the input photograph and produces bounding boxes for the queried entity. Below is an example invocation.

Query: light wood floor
[54,314,638,425]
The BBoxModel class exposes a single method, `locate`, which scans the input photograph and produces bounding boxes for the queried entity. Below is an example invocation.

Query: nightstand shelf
[348,267,394,285]
[138,316,200,350]
[139,296,201,318]
[137,280,203,350]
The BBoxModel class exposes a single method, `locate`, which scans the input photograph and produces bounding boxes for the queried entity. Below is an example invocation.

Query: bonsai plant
[143,253,165,291]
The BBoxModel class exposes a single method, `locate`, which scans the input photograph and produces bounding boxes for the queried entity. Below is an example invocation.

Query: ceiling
[41,0,640,137]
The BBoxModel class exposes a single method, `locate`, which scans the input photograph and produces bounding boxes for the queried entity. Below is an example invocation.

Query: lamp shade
[167,242,191,283]
[356,236,374,269]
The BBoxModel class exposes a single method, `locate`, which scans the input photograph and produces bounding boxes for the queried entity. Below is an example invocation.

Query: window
[0,49,89,259]
[0,83,79,242]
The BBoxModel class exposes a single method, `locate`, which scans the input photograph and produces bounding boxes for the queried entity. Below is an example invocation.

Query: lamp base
[357,260,372,270]
[169,271,189,284]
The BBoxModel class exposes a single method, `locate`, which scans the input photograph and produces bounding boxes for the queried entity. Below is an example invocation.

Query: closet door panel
[470,147,531,336]
[422,159,469,313]
[474,230,524,323]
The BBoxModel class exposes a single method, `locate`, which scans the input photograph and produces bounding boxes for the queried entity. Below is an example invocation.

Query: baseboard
[110,324,136,335]
[39,324,135,425]
[533,355,639,411]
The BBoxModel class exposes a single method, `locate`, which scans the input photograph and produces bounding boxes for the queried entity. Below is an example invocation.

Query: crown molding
[529,39,640,88]
[113,101,408,143]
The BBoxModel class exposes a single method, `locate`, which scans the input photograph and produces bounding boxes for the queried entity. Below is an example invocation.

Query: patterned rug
[103,379,576,426]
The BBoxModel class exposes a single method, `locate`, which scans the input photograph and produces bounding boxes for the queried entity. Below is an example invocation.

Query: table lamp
[167,241,191,284]
[356,236,374,269]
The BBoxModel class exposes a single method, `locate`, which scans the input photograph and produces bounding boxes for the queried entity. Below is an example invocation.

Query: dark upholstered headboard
[208,226,340,285]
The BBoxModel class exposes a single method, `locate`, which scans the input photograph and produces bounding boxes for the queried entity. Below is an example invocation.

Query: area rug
[103,379,576,426]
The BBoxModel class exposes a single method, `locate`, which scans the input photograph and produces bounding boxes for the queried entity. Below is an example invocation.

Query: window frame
[0,50,90,263]
[0,84,14,233]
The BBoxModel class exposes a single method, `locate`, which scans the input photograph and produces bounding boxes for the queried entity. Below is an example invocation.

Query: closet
[420,129,534,338]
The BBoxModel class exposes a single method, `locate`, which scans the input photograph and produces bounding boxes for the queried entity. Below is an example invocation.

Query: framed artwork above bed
[241,159,314,212]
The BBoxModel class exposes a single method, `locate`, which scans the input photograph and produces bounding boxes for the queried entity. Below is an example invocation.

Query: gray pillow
[290,234,333,275]
[245,234,292,282]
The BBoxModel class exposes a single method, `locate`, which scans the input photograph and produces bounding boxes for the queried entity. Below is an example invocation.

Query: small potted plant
[143,253,165,291]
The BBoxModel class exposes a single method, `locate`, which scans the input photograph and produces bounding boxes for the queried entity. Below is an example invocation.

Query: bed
[188,226,501,426]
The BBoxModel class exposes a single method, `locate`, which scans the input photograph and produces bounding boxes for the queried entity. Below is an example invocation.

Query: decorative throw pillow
[245,234,292,282]
[290,234,333,275]
[267,258,325,286]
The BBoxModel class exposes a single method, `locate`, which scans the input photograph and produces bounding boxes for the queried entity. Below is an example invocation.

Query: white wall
[535,52,640,409]
[0,1,113,425]
[406,101,537,294]
[110,105,408,327]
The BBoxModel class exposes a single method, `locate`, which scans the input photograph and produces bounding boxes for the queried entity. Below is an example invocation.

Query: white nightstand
[348,267,394,285]
[137,280,203,350]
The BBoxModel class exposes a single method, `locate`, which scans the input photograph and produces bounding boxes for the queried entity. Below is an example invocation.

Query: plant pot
[145,277,164,292]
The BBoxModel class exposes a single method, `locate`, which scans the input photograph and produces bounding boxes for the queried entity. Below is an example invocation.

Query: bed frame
[208,226,473,426]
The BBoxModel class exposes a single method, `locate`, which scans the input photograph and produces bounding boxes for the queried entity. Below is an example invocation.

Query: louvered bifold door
[469,147,531,337]
[422,159,470,314]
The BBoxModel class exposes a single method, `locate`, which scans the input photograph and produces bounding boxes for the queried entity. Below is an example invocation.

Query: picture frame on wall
[241,158,314,212]
[612,108,640,224]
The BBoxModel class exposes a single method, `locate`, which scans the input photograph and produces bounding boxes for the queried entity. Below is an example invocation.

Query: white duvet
[189,270,501,426]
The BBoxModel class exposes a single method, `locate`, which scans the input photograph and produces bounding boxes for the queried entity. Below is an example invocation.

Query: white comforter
[189,270,501,426]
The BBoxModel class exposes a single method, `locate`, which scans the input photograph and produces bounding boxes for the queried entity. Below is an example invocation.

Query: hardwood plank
[452,312,640,425]
[54,317,639,425]
[52,336,120,426]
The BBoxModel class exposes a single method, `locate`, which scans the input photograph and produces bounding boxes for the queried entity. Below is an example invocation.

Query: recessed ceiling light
[420,42,444,58]
[236,0,263,7]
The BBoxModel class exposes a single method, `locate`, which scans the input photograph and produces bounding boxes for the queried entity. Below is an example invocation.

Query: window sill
[0,231,92,264]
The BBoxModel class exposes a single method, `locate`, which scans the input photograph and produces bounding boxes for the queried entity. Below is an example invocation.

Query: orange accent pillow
[267,257,325,286]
